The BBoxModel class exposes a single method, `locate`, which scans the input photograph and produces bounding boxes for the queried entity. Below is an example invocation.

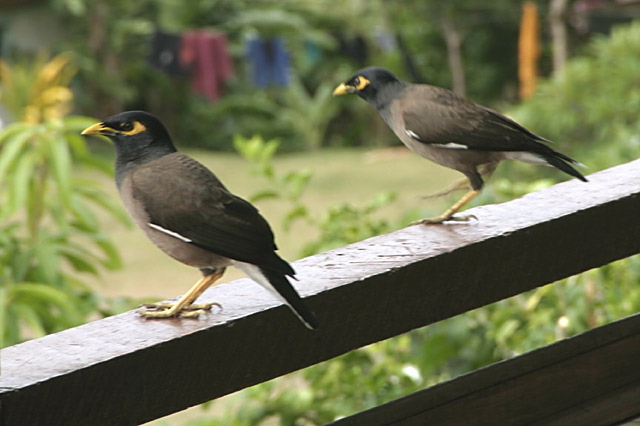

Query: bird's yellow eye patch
[120,121,147,136]
[354,76,370,91]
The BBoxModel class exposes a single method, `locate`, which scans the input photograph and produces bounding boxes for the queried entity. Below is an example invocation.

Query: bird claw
[412,213,477,225]
[137,301,221,319]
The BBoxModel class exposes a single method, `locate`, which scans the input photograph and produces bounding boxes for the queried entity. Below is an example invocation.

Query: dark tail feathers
[260,267,319,330]
[542,150,588,182]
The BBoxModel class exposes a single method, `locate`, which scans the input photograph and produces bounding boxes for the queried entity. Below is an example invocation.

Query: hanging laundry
[180,30,235,102]
[148,31,186,76]
[245,36,290,88]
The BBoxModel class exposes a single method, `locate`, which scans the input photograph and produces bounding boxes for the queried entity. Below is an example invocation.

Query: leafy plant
[233,134,313,230]
[233,134,398,255]
[0,53,130,345]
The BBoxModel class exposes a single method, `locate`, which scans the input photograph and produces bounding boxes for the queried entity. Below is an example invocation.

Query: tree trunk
[441,16,466,96]
[549,0,569,74]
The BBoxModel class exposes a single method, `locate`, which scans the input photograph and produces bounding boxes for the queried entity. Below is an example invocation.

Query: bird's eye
[353,77,360,87]
[120,122,134,132]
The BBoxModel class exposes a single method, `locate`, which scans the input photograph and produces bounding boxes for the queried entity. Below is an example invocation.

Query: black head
[81,110,176,162]
[333,66,405,106]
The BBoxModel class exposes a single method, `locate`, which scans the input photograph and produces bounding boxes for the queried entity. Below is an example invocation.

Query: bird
[81,111,318,329]
[333,66,588,224]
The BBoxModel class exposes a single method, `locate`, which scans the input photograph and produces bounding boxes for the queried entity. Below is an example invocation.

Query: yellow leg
[139,268,225,319]
[423,164,497,199]
[413,189,481,225]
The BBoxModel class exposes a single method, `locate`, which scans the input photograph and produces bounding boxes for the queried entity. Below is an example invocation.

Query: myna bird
[333,66,588,224]
[81,111,318,329]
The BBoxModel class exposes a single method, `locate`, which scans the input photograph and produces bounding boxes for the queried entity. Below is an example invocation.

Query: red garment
[180,30,235,101]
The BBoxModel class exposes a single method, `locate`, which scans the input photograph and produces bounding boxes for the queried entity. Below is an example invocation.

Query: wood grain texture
[1,159,639,426]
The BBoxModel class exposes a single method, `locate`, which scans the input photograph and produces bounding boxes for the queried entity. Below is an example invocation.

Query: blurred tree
[549,0,570,73]
[386,0,521,99]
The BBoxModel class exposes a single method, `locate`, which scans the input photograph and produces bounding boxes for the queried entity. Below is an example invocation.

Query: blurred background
[0,0,639,424]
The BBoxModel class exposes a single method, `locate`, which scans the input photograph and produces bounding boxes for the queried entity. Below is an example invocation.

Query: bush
[0,54,132,345]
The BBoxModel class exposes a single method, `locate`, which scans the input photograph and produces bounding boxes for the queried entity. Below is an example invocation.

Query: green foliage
[233,134,397,255]
[299,191,396,256]
[0,54,132,345]
[278,74,342,151]
[0,116,131,344]
[233,134,313,229]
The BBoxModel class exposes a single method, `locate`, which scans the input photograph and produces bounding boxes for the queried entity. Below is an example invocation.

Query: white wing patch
[436,142,469,150]
[405,128,468,149]
[148,223,192,242]
[405,129,421,140]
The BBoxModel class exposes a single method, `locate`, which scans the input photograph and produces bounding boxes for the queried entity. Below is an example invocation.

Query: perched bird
[82,111,318,329]
[333,66,588,224]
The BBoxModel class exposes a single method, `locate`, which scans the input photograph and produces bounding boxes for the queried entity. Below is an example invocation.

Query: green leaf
[283,205,310,231]
[78,155,114,175]
[73,183,131,226]
[93,237,123,270]
[69,196,99,232]
[49,134,73,207]
[283,169,312,199]
[0,126,33,181]
[6,150,36,218]
[59,247,99,275]
[0,122,31,143]
[10,282,77,312]
[64,132,89,158]
[248,189,280,203]
[34,239,61,285]
[62,115,99,133]
[0,287,6,349]
[11,303,46,338]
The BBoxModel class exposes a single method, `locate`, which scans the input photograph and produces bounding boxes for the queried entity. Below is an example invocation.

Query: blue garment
[246,36,290,87]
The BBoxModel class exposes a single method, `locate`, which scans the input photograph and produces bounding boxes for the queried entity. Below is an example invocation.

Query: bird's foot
[412,213,477,225]
[138,301,221,319]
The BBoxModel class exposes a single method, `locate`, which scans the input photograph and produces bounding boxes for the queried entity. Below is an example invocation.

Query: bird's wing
[399,85,550,152]
[130,153,283,268]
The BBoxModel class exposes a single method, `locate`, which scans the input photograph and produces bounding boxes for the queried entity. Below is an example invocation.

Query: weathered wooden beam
[330,313,640,426]
[1,159,639,426]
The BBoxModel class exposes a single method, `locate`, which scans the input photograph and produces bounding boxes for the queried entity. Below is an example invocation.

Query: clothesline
[148,30,292,101]
[148,29,386,102]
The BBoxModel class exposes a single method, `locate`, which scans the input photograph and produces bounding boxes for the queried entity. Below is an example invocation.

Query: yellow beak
[332,83,353,96]
[81,122,113,136]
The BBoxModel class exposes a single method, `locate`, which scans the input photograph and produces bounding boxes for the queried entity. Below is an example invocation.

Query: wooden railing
[1,159,639,426]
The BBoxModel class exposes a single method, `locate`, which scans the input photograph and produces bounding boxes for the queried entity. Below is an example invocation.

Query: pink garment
[180,30,235,101]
